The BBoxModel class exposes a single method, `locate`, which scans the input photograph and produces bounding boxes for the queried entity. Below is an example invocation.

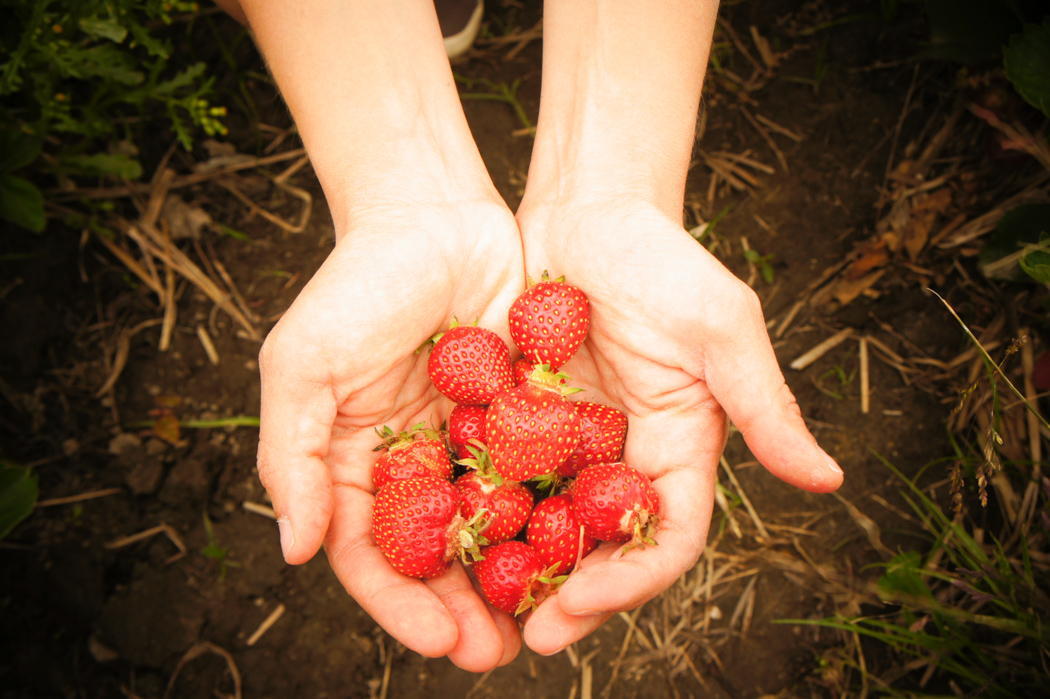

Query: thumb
[257,342,337,564]
[700,289,843,493]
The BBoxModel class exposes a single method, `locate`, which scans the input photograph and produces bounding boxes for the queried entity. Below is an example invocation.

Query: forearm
[524,0,719,217]
[236,0,496,233]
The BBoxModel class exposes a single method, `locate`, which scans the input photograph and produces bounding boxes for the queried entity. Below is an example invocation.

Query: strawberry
[557,402,628,478]
[371,475,487,579]
[454,443,533,543]
[427,318,515,405]
[508,272,589,370]
[455,472,533,544]
[526,493,597,576]
[472,541,562,616]
[448,404,487,460]
[512,357,536,385]
[372,423,453,489]
[572,462,659,549]
[485,365,582,481]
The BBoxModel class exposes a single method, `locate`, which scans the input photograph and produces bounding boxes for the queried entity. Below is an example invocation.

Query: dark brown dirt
[2,1,1029,698]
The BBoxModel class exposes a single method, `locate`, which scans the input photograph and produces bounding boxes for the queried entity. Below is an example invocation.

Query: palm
[258,199,525,668]
[519,202,840,653]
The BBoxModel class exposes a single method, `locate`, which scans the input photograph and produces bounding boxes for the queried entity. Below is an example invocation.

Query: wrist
[240,0,496,228]
[520,0,719,220]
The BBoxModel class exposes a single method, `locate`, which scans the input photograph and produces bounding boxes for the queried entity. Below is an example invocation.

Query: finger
[523,599,613,656]
[544,411,718,617]
[465,572,524,668]
[258,336,338,564]
[489,605,523,667]
[325,484,459,658]
[686,268,843,493]
[425,562,507,672]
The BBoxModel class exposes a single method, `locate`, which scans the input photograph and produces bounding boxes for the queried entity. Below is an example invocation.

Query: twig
[164,642,242,699]
[36,487,123,507]
[54,149,308,201]
[859,336,870,414]
[243,501,277,519]
[832,493,894,558]
[246,603,286,646]
[96,319,164,397]
[104,523,187,564]
[879,64,921,212]
[775,300,805,339]
[719,457,770,540]
[789,328,854,370]
[741,106,788,172]
[196,324,220,365]
[118,218,260,340]
[755,113,802,142]
[159,263,177,351]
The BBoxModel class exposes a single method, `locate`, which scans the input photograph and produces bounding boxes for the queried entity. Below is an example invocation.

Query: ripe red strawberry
[472,541,561,616]
[485,366,582,481]
[512,357,535,385]
[557,402,628,478]
[527,493,597,576]
[372,424,453,489]
[427,318,515,405]
[572,462,659,549]
[448,404,487,460]
[455,472,533,544]
[371,475,486,579]
[508,272,589,370]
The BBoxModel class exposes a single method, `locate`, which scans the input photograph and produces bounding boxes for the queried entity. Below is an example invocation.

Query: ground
[2,2,1041,698]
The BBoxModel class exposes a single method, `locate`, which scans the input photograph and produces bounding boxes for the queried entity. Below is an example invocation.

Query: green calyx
[514,562,569,616]
[372,422,443,452]
[424,315,480,349]
[529,469,562,493]
[457,440,504,486]
[456,507,493,565]
[618,510,660,555]
[526,270,567,287]
[527,364,584,396]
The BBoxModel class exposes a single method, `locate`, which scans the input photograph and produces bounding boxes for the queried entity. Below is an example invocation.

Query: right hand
[257,195,526,672]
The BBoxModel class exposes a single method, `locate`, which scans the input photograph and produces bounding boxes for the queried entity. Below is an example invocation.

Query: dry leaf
[161,194,212,240]
[845,240,890,280]
[832,269,887,306]
[152,413,182,445]
[154,395,183,409]
[903,208,937,261]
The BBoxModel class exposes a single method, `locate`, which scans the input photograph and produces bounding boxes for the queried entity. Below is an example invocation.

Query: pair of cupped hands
[255,183,844,672]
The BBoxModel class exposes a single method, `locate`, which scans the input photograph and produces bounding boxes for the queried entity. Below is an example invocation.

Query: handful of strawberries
[370,273,660,617]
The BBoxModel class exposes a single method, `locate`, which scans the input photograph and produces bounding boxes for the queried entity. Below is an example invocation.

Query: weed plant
[0,0,229,231]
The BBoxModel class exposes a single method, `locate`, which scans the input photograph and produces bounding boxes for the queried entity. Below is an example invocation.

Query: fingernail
[823,450,843,474]
[538,647,565,657]
[277,516,294,559]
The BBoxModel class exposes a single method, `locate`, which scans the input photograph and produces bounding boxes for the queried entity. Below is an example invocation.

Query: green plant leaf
[877,551,934,600]
[77,17,129,44]
[1004,17,1050,117]
[0,463,39,539]
[0,173,45,232]
[978,203,1050,280]
[49,44,144,86]
[61,153,143,179]
[0,125,43,173]
[1019,235,1050,283]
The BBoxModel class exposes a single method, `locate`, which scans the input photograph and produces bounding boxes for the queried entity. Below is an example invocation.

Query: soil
[2,2,1035,698]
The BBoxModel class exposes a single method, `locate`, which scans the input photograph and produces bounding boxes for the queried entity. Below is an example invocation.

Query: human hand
[257,196,526,672]
[514,196,844,654]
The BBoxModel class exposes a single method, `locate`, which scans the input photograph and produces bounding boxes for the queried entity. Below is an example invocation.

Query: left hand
[515,196,844,654]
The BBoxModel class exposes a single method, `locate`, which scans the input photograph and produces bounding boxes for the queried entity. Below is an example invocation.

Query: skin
[223,0,843,672]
